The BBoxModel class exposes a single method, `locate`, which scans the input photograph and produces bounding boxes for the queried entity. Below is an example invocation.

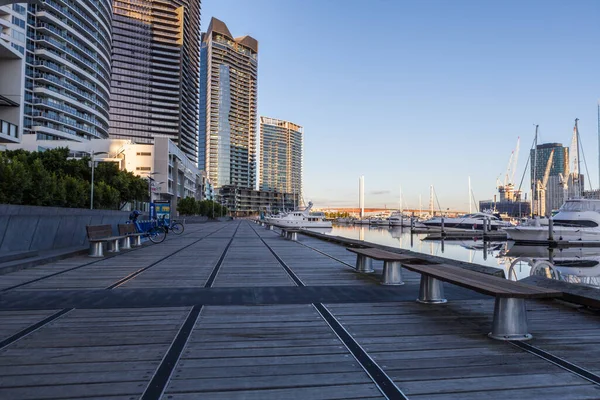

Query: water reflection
[309,224,600,289]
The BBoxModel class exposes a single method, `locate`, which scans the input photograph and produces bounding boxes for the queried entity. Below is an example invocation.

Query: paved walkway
[0,221,598,399]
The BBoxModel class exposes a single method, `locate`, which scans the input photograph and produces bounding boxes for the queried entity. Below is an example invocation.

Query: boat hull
[266,218,332,228]
[505,226,600,243]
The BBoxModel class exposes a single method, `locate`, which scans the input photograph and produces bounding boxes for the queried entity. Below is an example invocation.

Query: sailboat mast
[468,176,472,213]
[531,124,538,217]
[399,185,403,213]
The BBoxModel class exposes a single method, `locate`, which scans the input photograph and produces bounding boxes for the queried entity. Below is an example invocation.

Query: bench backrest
[86,225,113,240]
[118,223,136,235]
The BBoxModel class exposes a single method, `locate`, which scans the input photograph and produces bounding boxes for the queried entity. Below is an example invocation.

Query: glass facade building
[199,17,258,189]
[23,0,112,141]
[110,0,201,165]
[530,143,568,199]
[0,3,26,145]
[259,116,303,200]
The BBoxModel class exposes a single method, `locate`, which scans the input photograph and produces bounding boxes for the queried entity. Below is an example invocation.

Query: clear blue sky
[201,0,600,211]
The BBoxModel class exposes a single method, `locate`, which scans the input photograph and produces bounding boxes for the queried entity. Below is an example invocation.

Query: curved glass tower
[23,0,112,141]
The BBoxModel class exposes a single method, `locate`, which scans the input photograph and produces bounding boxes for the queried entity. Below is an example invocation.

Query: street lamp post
[143,172,158,215]
[90,151,107,210]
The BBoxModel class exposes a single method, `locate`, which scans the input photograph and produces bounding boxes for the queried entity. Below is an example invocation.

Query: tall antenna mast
[575,118,582,197]
[531,124,539,218]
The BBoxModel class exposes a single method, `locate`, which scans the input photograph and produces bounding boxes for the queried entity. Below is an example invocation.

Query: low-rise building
[218,185,300,216]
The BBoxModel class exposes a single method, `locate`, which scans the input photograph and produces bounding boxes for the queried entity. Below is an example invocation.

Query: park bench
[118,223,144,249]
[346,247,561,340]
[279,228,300,241]
[86,225,126,258]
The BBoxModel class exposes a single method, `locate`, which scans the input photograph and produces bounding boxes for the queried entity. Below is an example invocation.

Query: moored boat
[265,202,332,228]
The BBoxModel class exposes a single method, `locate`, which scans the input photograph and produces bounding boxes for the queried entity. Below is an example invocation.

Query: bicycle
[158,215,185,235]
[128,210,167,244]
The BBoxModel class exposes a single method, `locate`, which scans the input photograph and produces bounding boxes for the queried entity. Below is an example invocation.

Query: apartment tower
[259,116,303,201]
[199,17,258,188]
[110,0,200,164]
[23,1,112,141]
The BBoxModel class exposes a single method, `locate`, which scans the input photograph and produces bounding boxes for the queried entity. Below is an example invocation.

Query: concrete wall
[0,205,131,253]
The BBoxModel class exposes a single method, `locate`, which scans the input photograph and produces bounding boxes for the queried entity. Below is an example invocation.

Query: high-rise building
[109,0,201,164]
[0,3,26,146]
[530,143,568,187]
[199,17,258,188]
[259,117,303,198]
[23,1,112,141]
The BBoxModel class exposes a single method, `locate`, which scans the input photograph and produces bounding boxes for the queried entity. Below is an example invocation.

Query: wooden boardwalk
[0,220,598,399]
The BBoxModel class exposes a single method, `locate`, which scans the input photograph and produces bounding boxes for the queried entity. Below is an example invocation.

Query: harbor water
[308,224,600,289]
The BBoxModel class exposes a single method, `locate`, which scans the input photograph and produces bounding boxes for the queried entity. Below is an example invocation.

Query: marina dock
[0,220,599,399]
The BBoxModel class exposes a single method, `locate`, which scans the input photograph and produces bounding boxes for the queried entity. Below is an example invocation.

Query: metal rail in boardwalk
[248,222,409,400]
[268,226,600,391]
[0,223,235,351]
[0,223,228,293]
[141,221,241,400]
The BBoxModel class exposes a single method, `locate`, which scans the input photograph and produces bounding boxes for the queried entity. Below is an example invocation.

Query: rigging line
[433,186,443,214]
[517,133,537,194]
[577,133,593,192]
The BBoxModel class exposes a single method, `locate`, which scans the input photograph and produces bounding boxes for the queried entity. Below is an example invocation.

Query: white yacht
[422,212,512,231]
[369,217,389,226]
[505,199,600,243]
[388,212,412,227]
[265,202,332,228]
[354,219,370,225]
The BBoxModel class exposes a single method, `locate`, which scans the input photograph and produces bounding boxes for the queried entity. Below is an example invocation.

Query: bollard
[548,217,554,241]
[441,217,445,237]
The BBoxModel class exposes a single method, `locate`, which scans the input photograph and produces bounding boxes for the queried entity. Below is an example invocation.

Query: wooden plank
[165,383,384,400]
[409,384,600,400]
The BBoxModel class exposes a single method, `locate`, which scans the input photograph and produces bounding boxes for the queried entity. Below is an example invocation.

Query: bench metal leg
[132,235,142,247]
[417,275,447,304]
[121,236,132,250]
[355,254,374,273]
[290,232,298,241]
[108,239,120,253]
[280,230,287,237]
[89,242,104,257]
[268,225,273,230]
[488,298,532,341]
[381,261,404,285]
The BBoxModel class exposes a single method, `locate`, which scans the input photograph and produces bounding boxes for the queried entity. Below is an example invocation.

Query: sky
[201,0,600,211]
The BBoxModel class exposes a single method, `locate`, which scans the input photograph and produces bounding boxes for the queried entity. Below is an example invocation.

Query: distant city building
[23,1,112,141]
[259,116,303,201]
[109,0,201,164]
[219,185,296,216]
[199,17,258,189]
[10,135,207,213]
[0,3,26,146]
[479,200,531,218]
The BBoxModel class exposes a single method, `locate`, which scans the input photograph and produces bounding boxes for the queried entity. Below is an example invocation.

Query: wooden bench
[118,223,144,249]
[86,225,126,257]
[346,247,407,283]
[346,247,562,340]
[280,228,300,241]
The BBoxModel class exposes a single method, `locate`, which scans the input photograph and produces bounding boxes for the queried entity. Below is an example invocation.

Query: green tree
[177,197,199,215]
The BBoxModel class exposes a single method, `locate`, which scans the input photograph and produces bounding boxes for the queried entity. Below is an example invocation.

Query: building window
[136,152,152,156]
[136,166,151,171]
[11,16,25,29]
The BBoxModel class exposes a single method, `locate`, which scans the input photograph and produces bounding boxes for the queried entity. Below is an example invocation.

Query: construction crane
[498,137,522,202]
[536,149,554,216]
